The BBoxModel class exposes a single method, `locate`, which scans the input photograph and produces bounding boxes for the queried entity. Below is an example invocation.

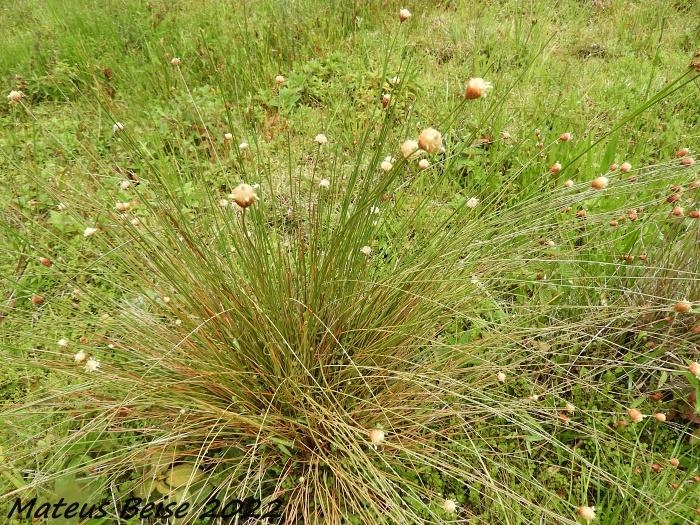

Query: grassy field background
[1,0,699,524]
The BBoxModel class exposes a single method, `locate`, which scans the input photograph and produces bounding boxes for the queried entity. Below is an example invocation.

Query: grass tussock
[1,1,699,524]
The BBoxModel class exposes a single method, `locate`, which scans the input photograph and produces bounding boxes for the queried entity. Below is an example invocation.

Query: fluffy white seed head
[591,176,609,190]
[231,183,257,209]
[319,178,330,188]
[418,127,443,154]
[8,90,24,103]
[400,139,420,159]
[73,350,87,363]
[83,227,98,237]
[465,78,493,99]
[578,505,595,522]
[368,428,384,445]
[170,57,181,66]
[314,133,328,145]
[674,300,692,313]
[418,159,430,170]
[442,499,457,513]
[84,357,101,372]
[627,408,644,423]
[689,361,700,378]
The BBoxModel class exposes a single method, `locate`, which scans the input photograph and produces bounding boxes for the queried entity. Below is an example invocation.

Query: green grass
[1,0,699,524]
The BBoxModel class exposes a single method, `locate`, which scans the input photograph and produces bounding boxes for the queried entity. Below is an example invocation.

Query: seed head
[380,158,394,172]
[609,219,618,227]
[577,506,595,522]
[563,179,574,188]
[676,148,689,158]
[565,402,576,413]
[360,245,372,256]
[466,197,479,209]
[576,209,586,218]
[231,183,257,209]
[653,412,666,422]
[559,132,572,142]
[689,210,700,219]
[418,158,430,170]
[591,176,609,190]
[400,139,420,159]
[627,408,644,423]
[399,8,412,22]
[550,162,562,174]
[74,350,87,363]
[465,77,493,99]
[224,132,233,141]
[619,161,632,173]
[112,122,125,133]
[57,338,69,348]
[381,93,391,107]
[673,300,692,313]
[681,157,695,167]
[609,163,618,171]
[442,499,457,513]
[170,57,181,66]
[119,180,131,190]
[497,371,506,382]
[275,75,285,85]
[418,127,443,154]
[314,133,328,145]
[130,218,140,226]
[368,428,384,445]
[689,361,700,378]
[84,357,101,372]
[115,201,130,212]
[8,90,24,103]
[84,227,98,237]
[671,206,684,217]
[319,178,330,188]
[669,458,680,468]
[38,256,52,267]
